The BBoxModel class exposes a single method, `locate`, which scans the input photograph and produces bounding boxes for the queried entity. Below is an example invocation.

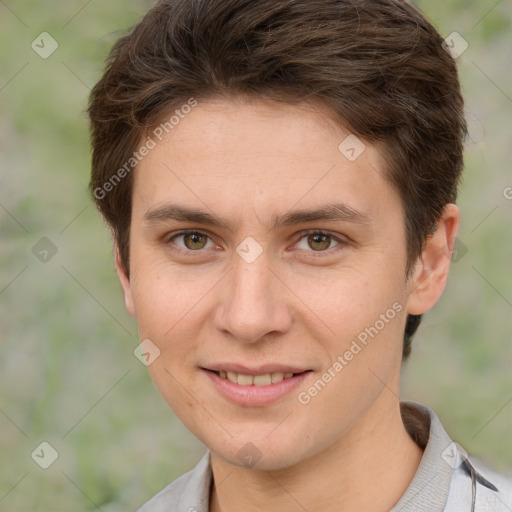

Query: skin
[116,96,460,512]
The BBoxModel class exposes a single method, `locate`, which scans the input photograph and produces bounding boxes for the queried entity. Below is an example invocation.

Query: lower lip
[202,369,312,407]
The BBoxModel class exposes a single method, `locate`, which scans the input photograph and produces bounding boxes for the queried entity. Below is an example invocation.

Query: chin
[207,431,313,471]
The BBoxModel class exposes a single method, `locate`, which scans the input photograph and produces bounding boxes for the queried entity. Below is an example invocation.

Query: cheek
[289,265,405,339]
[130,267,207,413]
[128,267,200,396]
[295,265,408,409]
[130,250,407,356]
[295,273,407,433]
[129,254,209,336]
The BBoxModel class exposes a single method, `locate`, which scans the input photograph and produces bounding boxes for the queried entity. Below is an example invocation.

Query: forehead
[132,96,397,226]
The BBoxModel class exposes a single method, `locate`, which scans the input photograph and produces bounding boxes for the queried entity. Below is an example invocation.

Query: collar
[138,401,509,511]
[389,401,455,511]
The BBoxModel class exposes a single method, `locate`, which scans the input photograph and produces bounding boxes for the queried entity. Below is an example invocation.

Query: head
[88,0,465,469]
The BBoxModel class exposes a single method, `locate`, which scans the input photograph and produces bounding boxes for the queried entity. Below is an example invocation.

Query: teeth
[237,373,254,385]
[226,371,238,383]
[253,374,272,386]
[271,372,284,383]
[218,371,297,386]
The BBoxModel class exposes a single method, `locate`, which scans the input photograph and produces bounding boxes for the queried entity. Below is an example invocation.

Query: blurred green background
[1,1,511,510]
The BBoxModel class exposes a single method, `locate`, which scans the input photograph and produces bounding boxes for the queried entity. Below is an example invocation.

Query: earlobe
[114,244,136,317]
[406,204,460,315]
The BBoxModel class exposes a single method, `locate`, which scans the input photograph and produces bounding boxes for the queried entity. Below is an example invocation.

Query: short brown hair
[88,0,467,357]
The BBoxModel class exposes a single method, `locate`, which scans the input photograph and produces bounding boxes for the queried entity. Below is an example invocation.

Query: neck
[209,395,423,512]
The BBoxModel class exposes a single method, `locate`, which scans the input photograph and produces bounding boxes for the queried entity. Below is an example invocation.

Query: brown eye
[182,232,208,250]
[294,230,344,255]
[169,231,214,251]
[307,233,332,251]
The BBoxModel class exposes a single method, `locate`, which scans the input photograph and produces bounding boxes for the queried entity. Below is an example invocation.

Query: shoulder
[398,401,511,511]
[137,452,212,512]
[137,473,190,512]
[429,411,512,511]
[449,455,512,512]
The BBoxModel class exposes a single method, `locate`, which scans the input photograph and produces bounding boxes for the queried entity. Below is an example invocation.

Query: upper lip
[203,363,311,375]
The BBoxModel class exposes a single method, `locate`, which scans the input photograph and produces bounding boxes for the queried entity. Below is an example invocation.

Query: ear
[406,204,460,315]
[114,244,136,317]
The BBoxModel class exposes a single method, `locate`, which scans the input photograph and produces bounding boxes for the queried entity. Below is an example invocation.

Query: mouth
[207,369,307,386]
[201,365,313,406]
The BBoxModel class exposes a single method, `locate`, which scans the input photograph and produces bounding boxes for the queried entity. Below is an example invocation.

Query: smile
[202,367,313,407]
[217,370,297,386]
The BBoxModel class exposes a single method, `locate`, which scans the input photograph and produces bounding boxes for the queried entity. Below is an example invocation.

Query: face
[117,96,450,470]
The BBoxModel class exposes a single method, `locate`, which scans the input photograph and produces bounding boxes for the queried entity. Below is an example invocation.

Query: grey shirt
[137,401,512,511]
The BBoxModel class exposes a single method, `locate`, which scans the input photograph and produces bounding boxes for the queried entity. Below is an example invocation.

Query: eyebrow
[143,202,372,232]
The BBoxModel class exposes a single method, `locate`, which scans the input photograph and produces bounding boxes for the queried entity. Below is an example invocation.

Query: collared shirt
[137,401,512,511]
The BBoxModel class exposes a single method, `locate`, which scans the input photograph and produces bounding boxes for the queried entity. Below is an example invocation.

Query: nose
[213,249,292,344]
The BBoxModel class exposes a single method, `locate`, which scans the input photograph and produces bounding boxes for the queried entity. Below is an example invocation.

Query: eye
[168,230,216,251]
[294,230,344,253]
[166,229,347,256]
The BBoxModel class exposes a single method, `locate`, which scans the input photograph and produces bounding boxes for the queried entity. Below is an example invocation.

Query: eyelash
[166,229,348,258]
